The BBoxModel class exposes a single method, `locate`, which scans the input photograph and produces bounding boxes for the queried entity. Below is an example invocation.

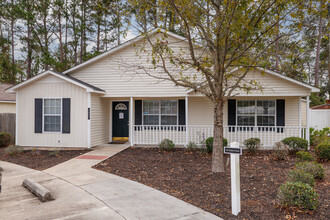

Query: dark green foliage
[277,182,318,210]
[244,138,260,153]
[0,132,12,148]
[315,142,330,161]
[295,162,325,180]
[159,139,175,151]
[287,170,315,186]
[205,137,228,153]
[5,145,24,155]
[310,127,330,147]
[281,137,308,152]
[296,151,314,162]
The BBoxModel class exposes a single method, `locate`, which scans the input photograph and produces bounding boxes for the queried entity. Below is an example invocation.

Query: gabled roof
[0,83,16,101]
[187,67,320,94]
[63,28,187,74]
[310,100,330,110]
[6,70,105,94]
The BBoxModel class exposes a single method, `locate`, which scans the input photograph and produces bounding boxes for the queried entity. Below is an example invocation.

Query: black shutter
[276,99,285,133]
[62,98,71,133]
[178,100,186,125]
[228,99,236,132]
[35,99,43,133]
[135,100,142,125]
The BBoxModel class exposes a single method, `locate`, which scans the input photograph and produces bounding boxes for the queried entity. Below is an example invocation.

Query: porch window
[43,98,62,132]
[143,100,178,125]
[237,100,275,126]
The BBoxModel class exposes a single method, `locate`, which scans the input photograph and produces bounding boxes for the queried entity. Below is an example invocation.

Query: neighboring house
[310,100,330,129]
[0,83,16,113]
[6,30,319,148]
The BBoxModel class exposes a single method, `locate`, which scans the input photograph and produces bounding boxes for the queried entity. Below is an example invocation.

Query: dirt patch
[94,147,329,220]
[0,148,90,170]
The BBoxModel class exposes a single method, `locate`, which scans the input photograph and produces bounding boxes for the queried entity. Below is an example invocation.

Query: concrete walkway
[1,144,222,220]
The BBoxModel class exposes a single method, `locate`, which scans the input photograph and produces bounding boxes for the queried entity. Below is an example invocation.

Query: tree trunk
[314,2,323,88]
[59,9,63,65]
[11,0,15,83]
[212,100,225,173]
[65,0,68,69]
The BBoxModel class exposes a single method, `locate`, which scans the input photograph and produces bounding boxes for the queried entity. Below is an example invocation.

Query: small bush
[277,181,318,210]
[49,149,60,157]
[281,137,308,152]
[310,127,330,147]
[273,142,289,160]
[296,151,314,162]
[186,142,200,151]
[159,139,175,151]
[296,162,325,180]
[244,138,260,153]
[205,137,228,153]
[0,132,12,148]
[287,170,315,186]
[5,145,24,155]
[315,142,330,161]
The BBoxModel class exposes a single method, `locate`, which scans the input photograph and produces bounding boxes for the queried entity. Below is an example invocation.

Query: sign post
[224,142,241,216]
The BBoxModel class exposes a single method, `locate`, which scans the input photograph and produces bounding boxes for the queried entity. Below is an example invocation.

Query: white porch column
[87,92,91,148]
[185,96,189,146]
[298,97,302,138]
[129,97,134,146]
[306,95,310,150]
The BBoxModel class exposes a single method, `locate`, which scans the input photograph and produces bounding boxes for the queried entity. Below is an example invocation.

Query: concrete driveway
[0,144,222,220]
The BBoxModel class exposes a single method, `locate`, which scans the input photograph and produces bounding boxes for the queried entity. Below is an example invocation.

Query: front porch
[132,125,307,148]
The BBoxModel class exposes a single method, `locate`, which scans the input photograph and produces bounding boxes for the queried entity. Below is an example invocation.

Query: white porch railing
[132,125,307,148]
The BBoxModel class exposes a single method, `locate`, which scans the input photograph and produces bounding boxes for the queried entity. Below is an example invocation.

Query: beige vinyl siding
[90,94,110,146]
[188,96,300,127]
[69,35,191,97]
[17,75,88,148]
[0,102,15,113]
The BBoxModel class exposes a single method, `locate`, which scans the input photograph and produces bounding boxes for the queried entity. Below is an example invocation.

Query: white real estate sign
[224,142,241,216]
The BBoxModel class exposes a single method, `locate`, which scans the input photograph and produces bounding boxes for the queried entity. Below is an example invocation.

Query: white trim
[129,97,133,146]
[142,99,179,125]
[6,70,105,94]
[306,96,310,150]
[0,101,15,103]
[298,97,302,137]
[15,91,18,145]
[63,28,187,75]
[110,99,130,142]
[185,96,189,146]
[42,98,62,133]
[87,93,91,148]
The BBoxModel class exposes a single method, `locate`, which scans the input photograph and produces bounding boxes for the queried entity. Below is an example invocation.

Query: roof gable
[6,70,105,94]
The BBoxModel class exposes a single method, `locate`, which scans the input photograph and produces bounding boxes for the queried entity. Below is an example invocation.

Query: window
[43,98,62,132]
[143,100,177,125]
[237,100,275,126]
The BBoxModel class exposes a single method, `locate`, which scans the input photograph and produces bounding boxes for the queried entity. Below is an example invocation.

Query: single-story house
[0,83,16,113]
[6,29,319,149]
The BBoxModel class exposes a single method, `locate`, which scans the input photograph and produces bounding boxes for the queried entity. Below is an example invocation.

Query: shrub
[0,132,12,148]
[310,127,330,147]
[186,142,200,151]
[315,142,330,161]
[244,138,260,153]
[281,137,308,152]
[287,170,315,186]
[49,149,60,156]
[296,162,325,180]
[205,137,228,153]
[5,145,24,155]
[277,181,318,210]
[296,151,314,162]
[159,139,175,151]
[273,142,289,160]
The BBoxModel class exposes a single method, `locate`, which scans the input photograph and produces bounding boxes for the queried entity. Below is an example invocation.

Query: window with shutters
[143,100,178,125]
[237,100,275,126]
[43,98,62,132]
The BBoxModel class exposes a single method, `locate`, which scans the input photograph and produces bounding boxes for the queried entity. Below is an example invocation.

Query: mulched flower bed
[94,147,329,220]
[0,148,90,170]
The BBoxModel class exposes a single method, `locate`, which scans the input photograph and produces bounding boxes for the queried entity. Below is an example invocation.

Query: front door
[112,102,129,142]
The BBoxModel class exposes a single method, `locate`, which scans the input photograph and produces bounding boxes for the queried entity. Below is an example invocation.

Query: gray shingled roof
[0,83,16,101]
